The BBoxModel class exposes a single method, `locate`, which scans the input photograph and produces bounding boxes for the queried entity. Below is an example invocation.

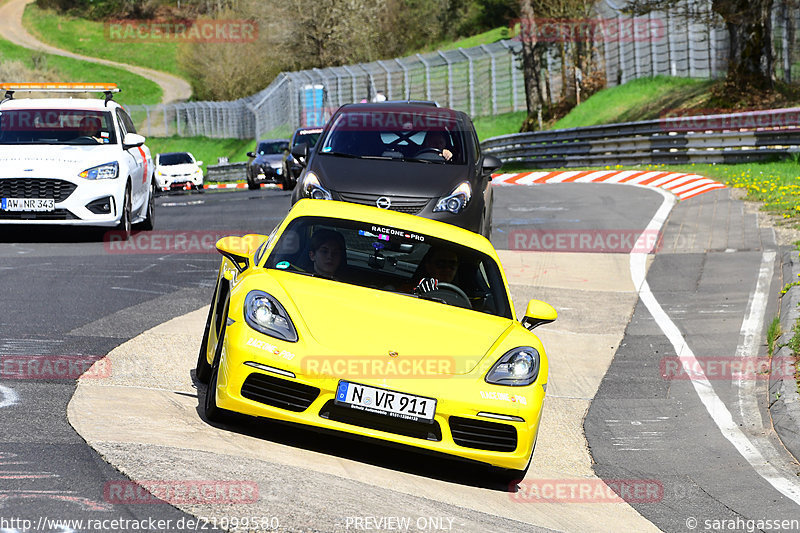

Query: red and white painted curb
[491,170,726,201]
[203,183,282,190]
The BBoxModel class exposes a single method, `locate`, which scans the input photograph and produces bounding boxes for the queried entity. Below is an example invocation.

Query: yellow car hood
[271,272,512,375]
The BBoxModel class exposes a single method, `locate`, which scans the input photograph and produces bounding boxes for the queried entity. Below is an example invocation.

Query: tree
[518,0,546,114]
[629,0,775,90]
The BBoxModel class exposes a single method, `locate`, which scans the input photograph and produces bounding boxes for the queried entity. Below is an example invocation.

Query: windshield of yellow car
[263,216,511,318]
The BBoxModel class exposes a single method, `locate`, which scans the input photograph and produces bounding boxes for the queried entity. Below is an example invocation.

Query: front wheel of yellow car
[204,363,229,423]
[497,443,534,489]
[204,299,232,423]
[194,284,220,384]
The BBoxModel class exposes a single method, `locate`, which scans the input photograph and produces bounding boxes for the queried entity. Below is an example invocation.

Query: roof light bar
[0,83,120,93]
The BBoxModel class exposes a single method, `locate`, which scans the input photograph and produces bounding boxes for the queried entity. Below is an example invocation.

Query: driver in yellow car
[413,247,460,294]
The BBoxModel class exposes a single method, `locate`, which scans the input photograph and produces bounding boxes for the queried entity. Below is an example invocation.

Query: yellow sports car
[196,199,556,483]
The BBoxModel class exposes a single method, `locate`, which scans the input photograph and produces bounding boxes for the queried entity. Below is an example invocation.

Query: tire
[116,184,132,240]
[496,441,534,489]
[204,298,231,423]
[137,181,156,231]
[247,172,259,190]
[195,283,220,384]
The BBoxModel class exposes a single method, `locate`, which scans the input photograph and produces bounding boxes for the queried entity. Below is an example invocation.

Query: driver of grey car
[422,131,454,161]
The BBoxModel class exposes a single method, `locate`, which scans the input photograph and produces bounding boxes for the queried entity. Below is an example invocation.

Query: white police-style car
[0,83,155,238]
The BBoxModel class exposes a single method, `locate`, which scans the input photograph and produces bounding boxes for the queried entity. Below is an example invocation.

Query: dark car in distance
[289,102,501,237]
[246,139,289,190]
[281,127,323,190]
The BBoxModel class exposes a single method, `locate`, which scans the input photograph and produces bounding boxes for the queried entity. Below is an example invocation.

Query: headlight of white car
[79,162,119,180]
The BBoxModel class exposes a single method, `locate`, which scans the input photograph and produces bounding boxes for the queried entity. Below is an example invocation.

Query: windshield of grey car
[0,109,117,145]
[257,141,287,155]
[319,111,467,164]
[264,216,511,318]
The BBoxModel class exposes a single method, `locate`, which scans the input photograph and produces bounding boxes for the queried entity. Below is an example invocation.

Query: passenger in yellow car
[308,229,346,279]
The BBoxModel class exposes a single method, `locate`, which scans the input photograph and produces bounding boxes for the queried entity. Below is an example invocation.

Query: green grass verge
[0,38,161,105]
[473,111,526,141]
[415,26,516,54]
[22,4,184,80]
[145,136,254,173]
[553,76,713,129]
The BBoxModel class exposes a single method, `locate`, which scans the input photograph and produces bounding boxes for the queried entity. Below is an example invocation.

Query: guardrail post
[342,65,358,102]
[393,59,410,100]
[377,60,393,100]
[500,41,520,112]
[437,50,453,108]
[481,45,498,115]
[416,53,432,101]
[457,48,475,116]
[617,13,625,83]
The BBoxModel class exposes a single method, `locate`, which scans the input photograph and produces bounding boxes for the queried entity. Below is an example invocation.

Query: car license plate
[1,198,55,212]
[335,381,437,423]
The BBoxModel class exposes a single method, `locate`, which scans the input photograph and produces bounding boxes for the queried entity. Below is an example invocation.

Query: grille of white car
[0,178,77,202]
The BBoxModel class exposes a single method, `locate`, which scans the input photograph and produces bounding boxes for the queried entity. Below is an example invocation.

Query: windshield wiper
[321,151,361,159]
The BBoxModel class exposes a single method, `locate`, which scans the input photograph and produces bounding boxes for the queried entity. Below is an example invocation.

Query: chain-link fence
[127,0,800,140]
[127,39,533,140]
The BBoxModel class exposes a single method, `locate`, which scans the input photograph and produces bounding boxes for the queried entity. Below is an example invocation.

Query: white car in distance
[155,152,204,192]
[0,82,155,239]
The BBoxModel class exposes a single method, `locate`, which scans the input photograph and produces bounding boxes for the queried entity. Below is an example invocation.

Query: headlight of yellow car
[485,347,540,386]
[244,290,298,342]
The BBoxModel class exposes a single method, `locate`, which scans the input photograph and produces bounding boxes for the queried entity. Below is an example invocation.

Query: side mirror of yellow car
[216,234,268,274]
[521,299,557,331]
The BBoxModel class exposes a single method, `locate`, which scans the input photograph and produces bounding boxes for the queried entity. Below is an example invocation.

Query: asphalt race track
[2,184,799,532]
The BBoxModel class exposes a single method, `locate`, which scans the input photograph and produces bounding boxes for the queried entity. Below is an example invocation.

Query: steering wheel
[425,282,471,309]
[413,147,444,158]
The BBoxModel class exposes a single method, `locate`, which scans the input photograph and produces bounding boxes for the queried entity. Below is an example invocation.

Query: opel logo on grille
[376,196,392,210]
[388,351,399,358]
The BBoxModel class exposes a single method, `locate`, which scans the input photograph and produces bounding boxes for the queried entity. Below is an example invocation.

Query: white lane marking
[0,385,19,408]
[110,287,166,294]
[630,185,800,505]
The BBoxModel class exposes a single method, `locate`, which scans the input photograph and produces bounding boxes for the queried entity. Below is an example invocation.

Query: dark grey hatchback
[289,102,501,237]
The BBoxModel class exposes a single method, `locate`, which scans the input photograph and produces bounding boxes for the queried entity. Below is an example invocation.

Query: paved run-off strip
[67,250,660,533]
[492,171,726,201]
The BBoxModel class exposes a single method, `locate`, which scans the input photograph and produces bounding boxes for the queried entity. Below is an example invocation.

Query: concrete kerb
[770,249,800,460]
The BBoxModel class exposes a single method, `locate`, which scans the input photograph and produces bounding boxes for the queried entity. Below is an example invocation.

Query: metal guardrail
[206,162,247,182]
[481,108,800,168]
